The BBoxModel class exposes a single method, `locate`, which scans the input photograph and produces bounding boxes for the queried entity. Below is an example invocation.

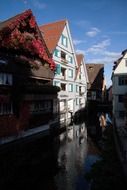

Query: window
[0,103,13,115]
[55,64,61,75]
[68,69,73,78]
[0,73,12,85]
[61,67,66,79]
[54,49,60,57]
[54,81,60,87]
[30,100,52,114]
[79,86,81,94]
[61,83,66,91]
[68,84,73,92]
[76,98,79,105]
[76,85,79,92]
[118,95,124,103]
[61,35,68,47]
[61,51,66,60]
[68,56,73,64]
[119,76,127,85]
[87,91,91,98]
[91,91,96,100]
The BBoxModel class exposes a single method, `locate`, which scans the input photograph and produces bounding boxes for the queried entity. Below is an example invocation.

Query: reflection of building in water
[99,113,106,133]
[67,128,74,141]
[55,123,88,190]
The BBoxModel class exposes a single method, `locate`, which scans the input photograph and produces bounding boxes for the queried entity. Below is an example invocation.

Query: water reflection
[0,123,100,190]
[54,123,99,190]
[55,123,87,190]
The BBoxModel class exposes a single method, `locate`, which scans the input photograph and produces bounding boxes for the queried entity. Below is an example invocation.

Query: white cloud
[33,0,47,9]
[73,39,86,45]
[103,51,120,58]
[86,56,119,64]
[76,39,120,64]
[86,39,111,54]
[86,27,100,37]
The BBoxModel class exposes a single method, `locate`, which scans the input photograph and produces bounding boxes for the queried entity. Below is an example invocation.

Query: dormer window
[0,73,13,85]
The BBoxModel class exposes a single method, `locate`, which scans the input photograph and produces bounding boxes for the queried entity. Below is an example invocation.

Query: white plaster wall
[114,54,127,74]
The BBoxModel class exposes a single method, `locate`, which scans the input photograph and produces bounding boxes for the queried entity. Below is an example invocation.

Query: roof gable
[114,52,127,74]
[86,63,104,89]
[39,20,66,53]
[0,9,55,70]
[40,19,78,68]
[75,54,89,82]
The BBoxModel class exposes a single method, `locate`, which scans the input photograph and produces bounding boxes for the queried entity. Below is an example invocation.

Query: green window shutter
[55,64,61,75]
[54,49,60,57]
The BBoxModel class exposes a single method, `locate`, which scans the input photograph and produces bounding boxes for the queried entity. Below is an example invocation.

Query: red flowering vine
[0,9,56,70]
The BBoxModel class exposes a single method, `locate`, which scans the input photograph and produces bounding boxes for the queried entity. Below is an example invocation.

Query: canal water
[54,123,100,190]
[0,123,100,189]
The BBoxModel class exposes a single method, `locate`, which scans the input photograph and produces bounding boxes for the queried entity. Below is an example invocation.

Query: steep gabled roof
[39,20,66,53]
[86,63,104,89]
[76,54,84,67]
[76,54,89,82]
[112,49,127,72]
[0,9,55,70]
[75,54,84,80]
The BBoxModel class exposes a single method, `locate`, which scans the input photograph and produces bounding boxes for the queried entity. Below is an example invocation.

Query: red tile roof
[76,54,84,66]
[39,20,66,53]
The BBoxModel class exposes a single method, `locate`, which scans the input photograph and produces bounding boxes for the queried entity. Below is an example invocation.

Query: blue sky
[0,0,127,87]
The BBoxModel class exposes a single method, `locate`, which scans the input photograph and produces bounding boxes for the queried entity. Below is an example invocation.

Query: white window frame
[61,35,68,47]
[68,69,73,78]
[68,83,73,92]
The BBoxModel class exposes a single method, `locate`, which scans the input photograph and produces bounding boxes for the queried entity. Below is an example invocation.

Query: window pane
[55,64,61,75]
[61,35,68,47]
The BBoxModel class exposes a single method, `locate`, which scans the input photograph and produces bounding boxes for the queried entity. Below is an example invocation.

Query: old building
[112,49,127,129]
[40,20,83,126]
[86,63,105,102]
[75,54,88,111]
[112,49,127,165]
[0,9,59,144]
